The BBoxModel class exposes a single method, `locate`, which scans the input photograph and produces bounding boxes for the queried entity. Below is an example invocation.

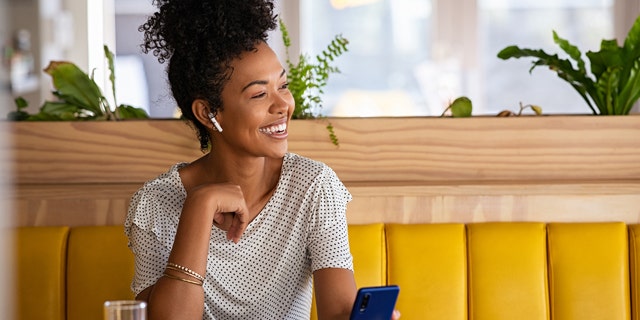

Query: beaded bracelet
[165,265,205,282]
[166,262,206,282]
[162,272,203,286]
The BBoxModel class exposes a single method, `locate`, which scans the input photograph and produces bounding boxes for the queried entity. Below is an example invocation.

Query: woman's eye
[280,82,289,90]
[252,92,266,99]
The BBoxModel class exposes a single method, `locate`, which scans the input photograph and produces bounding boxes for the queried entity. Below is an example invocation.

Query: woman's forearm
[145,190,216,319]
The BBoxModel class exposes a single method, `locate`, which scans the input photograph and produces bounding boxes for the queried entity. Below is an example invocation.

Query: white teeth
[259,123,287,134]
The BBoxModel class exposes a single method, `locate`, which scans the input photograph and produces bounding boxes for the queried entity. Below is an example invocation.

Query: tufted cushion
[467,222,548,320]
[66,225,135,320]
[387,223,467,320]
[14,226,69,320]
[547,222,630,320]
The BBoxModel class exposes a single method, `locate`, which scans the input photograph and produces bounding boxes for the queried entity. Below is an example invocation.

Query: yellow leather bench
[14,226,68,320]
[12,222,640,319]
[13,226,134,320]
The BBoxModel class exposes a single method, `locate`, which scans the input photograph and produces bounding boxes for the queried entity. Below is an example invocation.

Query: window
[275,0,635,117]
[480,0,614,115]
[299,0,433,117]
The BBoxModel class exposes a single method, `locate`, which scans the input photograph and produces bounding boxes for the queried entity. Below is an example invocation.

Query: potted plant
[497,15,640,115]
[7,45,148,121]
[279,20,348,146]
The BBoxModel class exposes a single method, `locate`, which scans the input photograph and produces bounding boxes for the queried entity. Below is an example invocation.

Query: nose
[271,90,293,115]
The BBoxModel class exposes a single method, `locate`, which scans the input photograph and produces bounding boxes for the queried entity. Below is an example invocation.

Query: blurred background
[2,0,639,118]
[1,0,15,317]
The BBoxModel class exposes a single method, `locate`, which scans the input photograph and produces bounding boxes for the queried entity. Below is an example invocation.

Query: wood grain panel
[10,120,202,184]
[7,116,640,226]
[345,181,640,224]
[13,184,139,226]
[290,116,640,183]
[9,116,640,185]
[12,181,640,227]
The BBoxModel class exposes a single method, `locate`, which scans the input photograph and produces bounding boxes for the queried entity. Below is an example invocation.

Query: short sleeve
[127,223,170,295]
[307,166,353,272]
[123,163,187,295]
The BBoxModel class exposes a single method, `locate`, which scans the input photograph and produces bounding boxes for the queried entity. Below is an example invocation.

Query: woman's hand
[183,183,250,243]
[392,309,401,319]
[211,212,236,231]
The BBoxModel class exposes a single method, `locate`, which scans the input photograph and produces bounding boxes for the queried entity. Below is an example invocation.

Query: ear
[192,99,214,128]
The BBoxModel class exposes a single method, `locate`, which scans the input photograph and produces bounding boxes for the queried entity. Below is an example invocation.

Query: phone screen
[349,285,399,320]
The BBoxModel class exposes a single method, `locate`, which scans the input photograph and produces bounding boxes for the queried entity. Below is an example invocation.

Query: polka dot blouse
[124,152,353,319]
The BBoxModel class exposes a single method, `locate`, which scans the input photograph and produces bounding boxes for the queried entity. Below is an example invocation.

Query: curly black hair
[139,0,278,150]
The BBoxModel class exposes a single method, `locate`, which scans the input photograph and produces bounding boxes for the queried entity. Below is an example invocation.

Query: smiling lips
[259,123,287,135]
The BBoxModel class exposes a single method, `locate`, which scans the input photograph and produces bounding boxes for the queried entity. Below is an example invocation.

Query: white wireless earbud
[208,112,223,132]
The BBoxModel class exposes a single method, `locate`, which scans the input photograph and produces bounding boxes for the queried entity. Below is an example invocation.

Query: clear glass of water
[103,300,147,320]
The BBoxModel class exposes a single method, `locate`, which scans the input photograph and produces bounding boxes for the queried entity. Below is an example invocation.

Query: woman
[124,0,398,319]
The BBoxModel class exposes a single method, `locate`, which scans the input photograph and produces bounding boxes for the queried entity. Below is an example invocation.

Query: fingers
[227,207,249,243]
[210,211,247,243]
[216,186,250,243]
[213,212,225,225]
[391,310,401,319]
[186,183,251,243]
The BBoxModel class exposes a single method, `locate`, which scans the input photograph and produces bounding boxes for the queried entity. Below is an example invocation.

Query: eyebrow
[241,69,286,93]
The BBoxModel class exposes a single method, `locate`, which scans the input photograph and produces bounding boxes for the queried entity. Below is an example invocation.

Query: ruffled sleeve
[306,165,353,272]
[124,163,188,295]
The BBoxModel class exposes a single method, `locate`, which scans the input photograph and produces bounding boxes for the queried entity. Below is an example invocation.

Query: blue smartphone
[349,285,400,320]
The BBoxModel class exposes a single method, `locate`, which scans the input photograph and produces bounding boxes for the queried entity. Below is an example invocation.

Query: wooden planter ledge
[7,115,640,226]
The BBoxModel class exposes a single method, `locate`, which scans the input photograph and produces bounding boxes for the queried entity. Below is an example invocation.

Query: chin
[269,142,288,158]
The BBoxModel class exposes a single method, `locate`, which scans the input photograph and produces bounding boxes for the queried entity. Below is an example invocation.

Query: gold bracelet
[165,265,205,282]
[166,262,206,282]
[162,272,203,286]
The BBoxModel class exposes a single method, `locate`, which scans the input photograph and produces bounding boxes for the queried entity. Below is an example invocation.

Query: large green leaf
[618,17,640,96]
[553,31,586,73]
[497,46,583,81]
[624,15,640,60]
[498,45,598,114]
[104,45,117,107]
[586,40,623,79]
[30,101,80,120]
[115,104,149,119]
[616,60,640,114]
[43,61,105,115]
[596,67,620,114]
[41,100,79,115]
[50,90,98,112]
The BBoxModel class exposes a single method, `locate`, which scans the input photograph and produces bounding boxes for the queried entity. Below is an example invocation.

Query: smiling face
[213,42,295,159]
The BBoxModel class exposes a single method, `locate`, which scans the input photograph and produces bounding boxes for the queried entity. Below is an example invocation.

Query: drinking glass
[103,300,147,320]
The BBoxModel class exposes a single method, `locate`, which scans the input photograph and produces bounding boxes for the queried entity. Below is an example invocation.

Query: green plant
[496,102,543,117]
[497,15,640,115]
[279,19,348,146]
[440,96,473,117]
[440,96,543,117]
[8,45,149,121]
